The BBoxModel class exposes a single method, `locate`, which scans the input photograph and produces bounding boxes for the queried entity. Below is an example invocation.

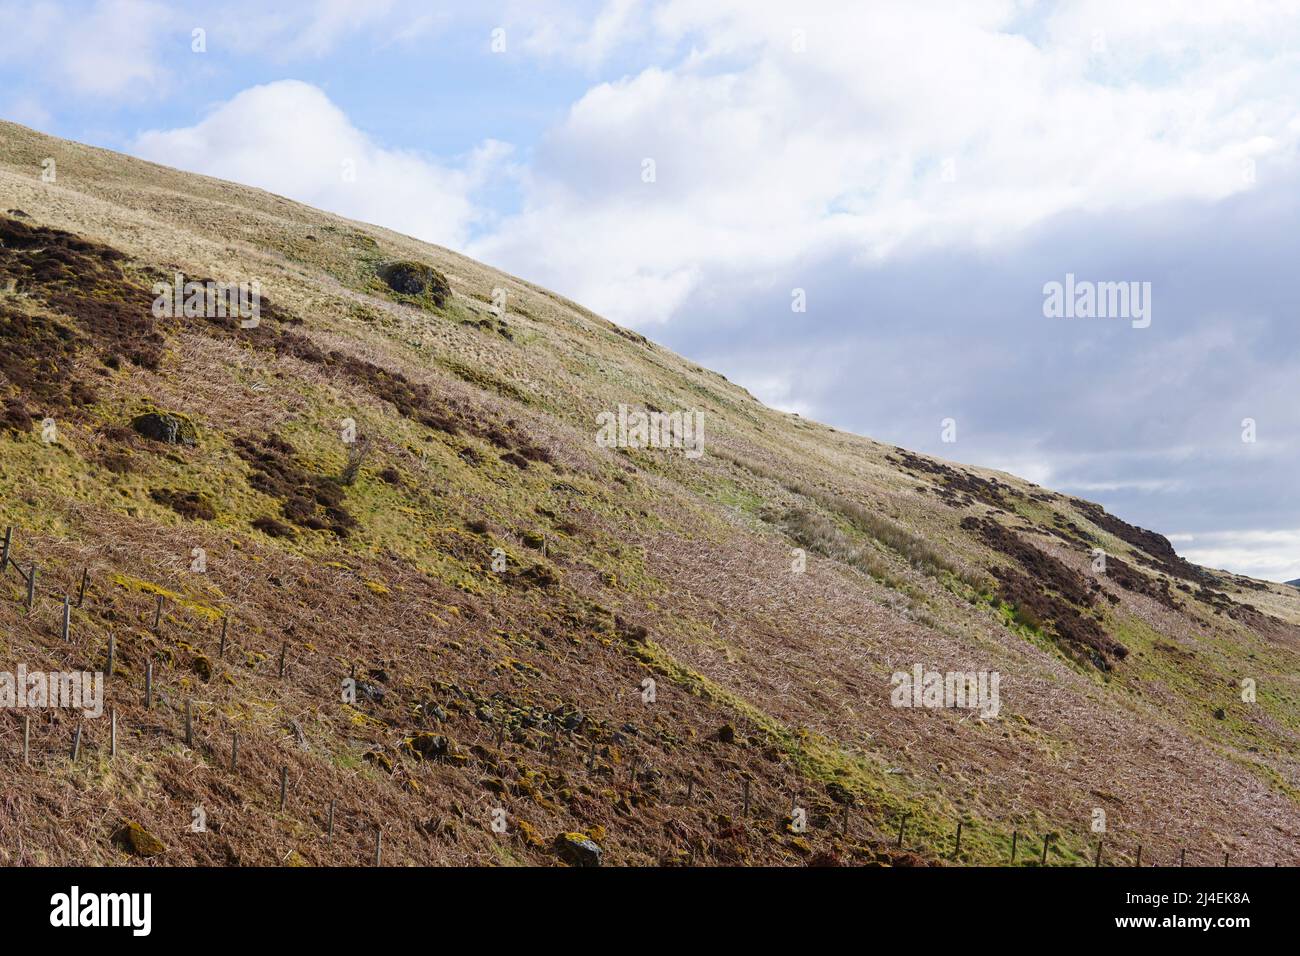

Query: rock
[131,411,198,446]
[716,723,736,744]
[113,821,165,857]
[1214,707,1227,720]
[553,832,602,867]
[355,681,386,704]
[191,655,213,681]
[379,261,450,306]
[404,732,450,760]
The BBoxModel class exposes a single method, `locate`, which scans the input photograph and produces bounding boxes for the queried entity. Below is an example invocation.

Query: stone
[379,261,450,306]
[131,411,198,446]
[553,832,602,867]
[113,821,165,857]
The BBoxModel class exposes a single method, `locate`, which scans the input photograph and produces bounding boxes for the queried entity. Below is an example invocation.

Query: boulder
[379,261,451,306]
[131,411,198,446]
[553,832,602,867]
[113,821,165,857]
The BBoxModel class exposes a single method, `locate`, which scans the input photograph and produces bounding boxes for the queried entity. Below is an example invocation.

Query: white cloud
[0,0,172,98]
[1176,529,1300,583]
[471,0,1300,328]
[133,80,510,249]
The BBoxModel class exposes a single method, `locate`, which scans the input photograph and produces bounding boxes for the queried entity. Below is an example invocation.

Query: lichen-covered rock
[131,410,198,446]
[379,261,451,306]
[113,821,165,857]
[553,832,602,867]
[403,732,450,760]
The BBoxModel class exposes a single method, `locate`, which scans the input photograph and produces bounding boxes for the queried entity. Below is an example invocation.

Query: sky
[2,0,1299,580]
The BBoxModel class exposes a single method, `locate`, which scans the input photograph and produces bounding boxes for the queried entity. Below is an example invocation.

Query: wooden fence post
[954,821,963,860]
[374,827,383,866]
[152,595,163,632]
[1135,844,1142,867]
[1011,829,1018,862]
[106,633,115,681]
[1179,848,1186,867]
[23,715,30,765]
[1041,834,1051,865]
[1095,840,1104,867]
[184,698,193,747]
[25,563,36,611]
[1,526,11,570]
[144,659,153,708]
[61,595,71,641]
[76,568,89,607]
[278,642,287,678]
[70,723,81,762]
[110,708,117,757]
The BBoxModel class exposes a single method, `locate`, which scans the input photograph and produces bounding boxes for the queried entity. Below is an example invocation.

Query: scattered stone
[1214,707,1227,720]
[191,655,213,682]
[553,832,602,867]
[716,723,736,744]
[379,261,451,306]
[404,732,450,760]
[113,821,165,857]
[131,411,198,446]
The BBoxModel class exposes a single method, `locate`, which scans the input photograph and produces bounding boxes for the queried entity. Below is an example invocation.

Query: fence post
[896,812,909,848]
[184,698,193,747]
[374,827,383,866]
[1,526,11,570]
[1011,829,1018,862]
[70,723,81,762]
[1179,848,1186,867]
[954,821,963,860]
[25,563,36,611]
[1095,840,1103,867]
[1135,844,1142,867]
[77,568,89,607]
[1041,834,1051,865]
[110,708,117,757]
[144,659,153,709]
[23,715,30,765]
[152,595,163,632]
[106,633,115,681]
[1223,851,1230,867]
[61,595,71,641]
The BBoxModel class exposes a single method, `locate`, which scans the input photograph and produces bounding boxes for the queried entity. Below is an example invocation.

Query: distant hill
[3,118,1300,866]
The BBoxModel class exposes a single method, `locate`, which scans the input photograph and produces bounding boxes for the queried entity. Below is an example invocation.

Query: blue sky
[4,0,1300,579]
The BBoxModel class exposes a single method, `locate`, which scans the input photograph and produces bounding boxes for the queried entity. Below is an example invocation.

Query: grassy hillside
[2,119,1299,866]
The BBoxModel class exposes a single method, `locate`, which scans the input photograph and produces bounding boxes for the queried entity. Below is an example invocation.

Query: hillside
[2,118,1299,867]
